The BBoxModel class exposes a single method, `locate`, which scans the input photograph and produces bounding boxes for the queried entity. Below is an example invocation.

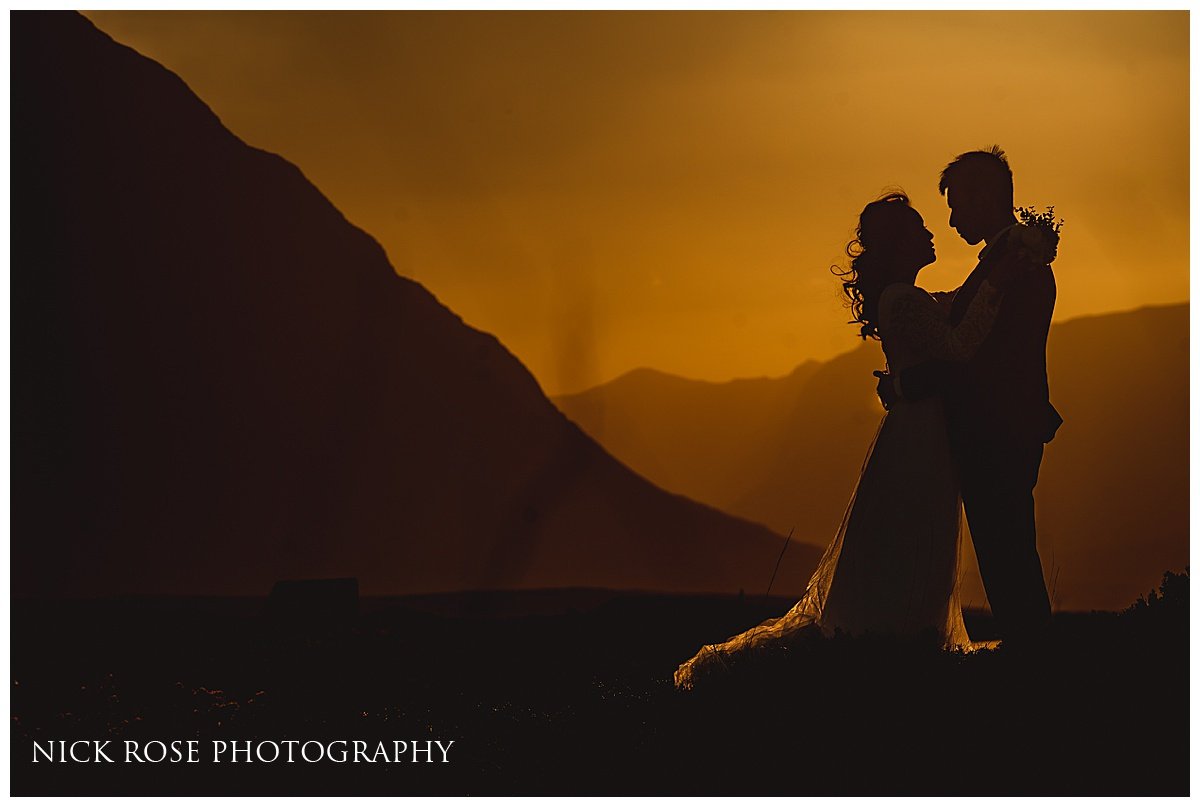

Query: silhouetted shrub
[1123,568,1188,616]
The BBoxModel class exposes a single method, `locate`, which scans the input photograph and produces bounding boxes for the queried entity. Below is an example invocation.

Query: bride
[674,191,1025,690]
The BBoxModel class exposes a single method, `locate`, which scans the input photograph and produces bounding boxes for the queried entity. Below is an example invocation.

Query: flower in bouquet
[1009,205,1064,265]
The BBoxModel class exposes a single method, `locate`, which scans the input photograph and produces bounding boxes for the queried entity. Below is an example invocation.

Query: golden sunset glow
[10,14,1192,795]
[83,10,1187,395]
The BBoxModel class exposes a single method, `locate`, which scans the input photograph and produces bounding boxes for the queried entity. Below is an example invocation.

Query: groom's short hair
[938,145,1014,205]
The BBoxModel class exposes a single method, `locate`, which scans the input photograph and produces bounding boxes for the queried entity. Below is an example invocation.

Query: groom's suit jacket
[944,231,1062,446]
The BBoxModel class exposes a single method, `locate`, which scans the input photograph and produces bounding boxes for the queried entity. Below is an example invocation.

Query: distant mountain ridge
[555,303,1190,612]
[12,11,821,598]
[555,361,823,507]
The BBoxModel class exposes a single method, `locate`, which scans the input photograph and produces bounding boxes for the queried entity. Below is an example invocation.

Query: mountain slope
[12,12,821,598]
[555,304,1189,611]
[554,362,822,507]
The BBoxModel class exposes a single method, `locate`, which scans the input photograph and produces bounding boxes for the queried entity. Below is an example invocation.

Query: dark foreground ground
[11,576,1189,796]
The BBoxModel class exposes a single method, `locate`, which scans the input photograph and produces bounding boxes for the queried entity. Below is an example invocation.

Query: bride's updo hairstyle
[834,191,914,340]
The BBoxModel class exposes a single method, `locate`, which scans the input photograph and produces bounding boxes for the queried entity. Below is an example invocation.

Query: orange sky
[84,11,1189,395]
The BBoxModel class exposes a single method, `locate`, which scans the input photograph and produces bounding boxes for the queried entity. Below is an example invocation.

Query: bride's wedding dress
[674,279,1003,690]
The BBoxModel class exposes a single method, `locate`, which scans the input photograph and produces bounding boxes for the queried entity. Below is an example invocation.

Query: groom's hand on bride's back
[873,370,897,410]
[873,367,935,410]
[876,361,960,409]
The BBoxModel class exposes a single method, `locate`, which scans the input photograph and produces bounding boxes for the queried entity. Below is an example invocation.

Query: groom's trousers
[955,431,1052,641]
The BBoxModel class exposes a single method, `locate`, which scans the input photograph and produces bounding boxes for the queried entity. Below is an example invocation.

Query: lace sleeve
[879,280,1003,363]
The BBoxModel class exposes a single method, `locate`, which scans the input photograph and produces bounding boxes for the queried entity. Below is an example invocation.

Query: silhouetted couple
[676,147,1062,688]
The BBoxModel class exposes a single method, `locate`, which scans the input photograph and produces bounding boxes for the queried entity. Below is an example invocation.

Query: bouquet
[1009,205,1064,265]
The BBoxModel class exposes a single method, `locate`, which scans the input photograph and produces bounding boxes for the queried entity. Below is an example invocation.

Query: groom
[879,146,1062,644]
